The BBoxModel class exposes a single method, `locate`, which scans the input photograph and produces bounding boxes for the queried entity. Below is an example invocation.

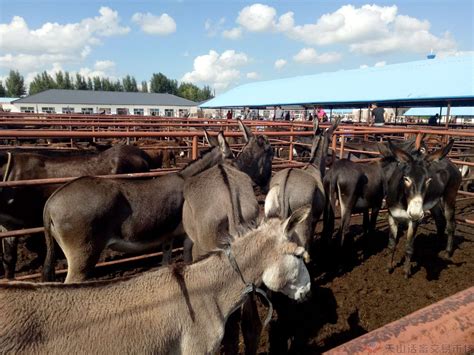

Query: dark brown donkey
[385,139,461,278]
[322,138,420,246]
[0,145,151,279]
[42,133,233,283]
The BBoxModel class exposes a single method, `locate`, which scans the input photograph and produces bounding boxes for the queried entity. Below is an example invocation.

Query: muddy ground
[6,193,473,354]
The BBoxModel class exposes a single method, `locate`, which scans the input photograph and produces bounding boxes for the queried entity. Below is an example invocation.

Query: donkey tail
[42,208,56,282]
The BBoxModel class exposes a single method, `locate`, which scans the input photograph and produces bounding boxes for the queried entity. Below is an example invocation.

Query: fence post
[192,135,198,160]
[289,125,294,162]
[415,132,422,150]
[339,132,345,159]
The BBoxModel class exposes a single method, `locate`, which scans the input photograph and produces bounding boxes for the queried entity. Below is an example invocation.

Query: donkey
[264,118,340,251]
[322,137,420,246]
[0,208,311,355]
[385,139,461,278]
[0,145,151,279]
[42,133,233,283]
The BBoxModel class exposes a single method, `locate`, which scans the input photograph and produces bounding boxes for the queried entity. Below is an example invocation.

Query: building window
[98,108,111,115]
[149,108,160,116]
[117,108,129,115]
[62,107,75,114]
[41,107,55,113]
[164,109,174,117]
[133,108,144,116]
[178,109,190,118]
[81,108,94,115]
[20,107,35,113]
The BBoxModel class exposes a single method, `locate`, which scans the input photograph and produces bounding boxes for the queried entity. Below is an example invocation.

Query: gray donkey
[0,208,311,355]
[264,118,340,250]
[42,132,233,283]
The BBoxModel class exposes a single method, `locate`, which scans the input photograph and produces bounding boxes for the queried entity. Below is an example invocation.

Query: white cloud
[274,59,287,70]
[293,48,342,64]
[437,50,474,58]
[182,49,249,90]
[205,17,225,36]
[132,12,176,35]
[78,60,116,79]
[237,3,277,32]
[225,3,457,56]
[246,71,260,79]
[360,64,369,69]
[374,61,386,67]
[222,27,242,40]
[0,7,128,72]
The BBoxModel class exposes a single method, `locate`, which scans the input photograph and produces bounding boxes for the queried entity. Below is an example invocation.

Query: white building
[0,97,19,112]
[11,89,198,117]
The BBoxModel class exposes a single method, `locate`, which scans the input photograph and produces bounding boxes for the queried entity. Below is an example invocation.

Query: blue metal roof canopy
[201,54,474,109]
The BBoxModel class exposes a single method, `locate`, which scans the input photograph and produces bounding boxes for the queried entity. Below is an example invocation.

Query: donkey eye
[403,176,412,186]
[425,178,432,186]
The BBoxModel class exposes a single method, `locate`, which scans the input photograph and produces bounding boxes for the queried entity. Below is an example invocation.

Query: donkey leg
[363,210,370,236]
[387,214,399,273]
[221,310,241,355]
[403,221,419,279]
[443,203,456,258]
[183,237,194,263]
[64,240,104,283]
[369,206,381,234]
[241,295,262,355]
[430,204,446,238]
[2,236,18,280]
[161,239,173,265]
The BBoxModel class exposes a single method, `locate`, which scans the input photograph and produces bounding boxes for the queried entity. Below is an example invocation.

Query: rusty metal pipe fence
[0,118,473,280]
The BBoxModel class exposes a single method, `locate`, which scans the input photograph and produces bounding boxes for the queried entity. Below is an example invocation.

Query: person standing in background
[370,103,386,126]
[316,106,328,122]
[226,110,233,120]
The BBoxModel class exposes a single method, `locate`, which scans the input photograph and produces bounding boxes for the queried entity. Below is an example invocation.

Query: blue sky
[1,0,473,93]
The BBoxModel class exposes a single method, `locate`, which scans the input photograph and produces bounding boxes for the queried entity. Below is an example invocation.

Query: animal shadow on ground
[312,309,367,353]
[312,224,389,284]
[412,232,466,281]
[268,285,338,355]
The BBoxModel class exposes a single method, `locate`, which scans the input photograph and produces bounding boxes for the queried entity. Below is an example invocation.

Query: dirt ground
[4,195,474,354]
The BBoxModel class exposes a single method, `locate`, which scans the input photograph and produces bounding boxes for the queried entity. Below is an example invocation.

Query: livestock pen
[0,113,473,353]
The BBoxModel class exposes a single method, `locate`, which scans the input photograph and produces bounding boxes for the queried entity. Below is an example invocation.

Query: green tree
[141,80,148,93]
[75,73,87,90]
[93,76,102,91]
[122,75,138,92]
[28,71,57,95]
[5,70,26,97]
[87,77,93,91]
[0,80,6,97]
[113,80,123,92]
[178,82,201,101]
[198,85,214,101]
[64,72,73,89]
[150,73,178,94]
[101,77,114,91]
[55,71,65,89]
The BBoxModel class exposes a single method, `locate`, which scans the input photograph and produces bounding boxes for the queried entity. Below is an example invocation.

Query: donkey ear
[313,119,319,134]
[426,139,454,162]
[377,142,392,158]
[282,205,311,238]
[388,139,413,163]
[326,117,341,136]
[237,119,253,142]
[203,129,218,147]
[217,132,233,157]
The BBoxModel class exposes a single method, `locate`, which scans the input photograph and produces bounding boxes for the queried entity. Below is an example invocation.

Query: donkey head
[262,206,312,302]
[387,139,454,221]
[235,119,273,191]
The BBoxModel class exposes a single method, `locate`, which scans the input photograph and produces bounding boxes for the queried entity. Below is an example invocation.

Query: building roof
[13,89,197,107]
[201,54,474,109]
[404,106,474,116]
[0,97,19,103]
